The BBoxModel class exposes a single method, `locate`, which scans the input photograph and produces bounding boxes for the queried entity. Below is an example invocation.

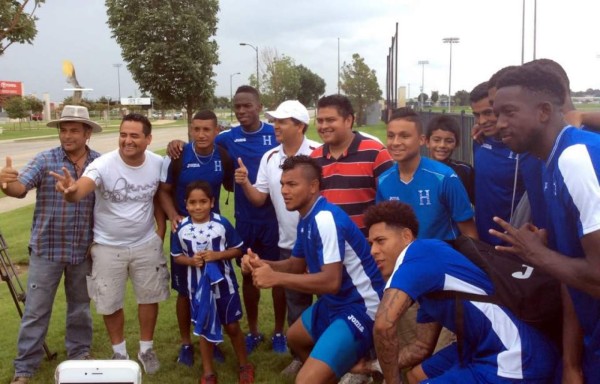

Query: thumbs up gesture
[241,247,264,274]
[234,157,250,186]
[1,156,18,188]
[49,166,78,196]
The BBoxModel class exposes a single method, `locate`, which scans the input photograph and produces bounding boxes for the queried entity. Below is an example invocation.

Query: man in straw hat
[0,105,102,384]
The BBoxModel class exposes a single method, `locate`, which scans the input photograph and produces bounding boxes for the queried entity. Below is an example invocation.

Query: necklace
[193,144,215,166]
[66,149,88,176]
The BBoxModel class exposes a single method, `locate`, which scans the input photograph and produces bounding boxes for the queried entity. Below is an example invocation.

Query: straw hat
[46,105,102,133]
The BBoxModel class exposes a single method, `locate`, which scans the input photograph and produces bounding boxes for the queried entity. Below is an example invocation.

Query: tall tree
[4,96,29,127]
[340,53,382,126]
[453,90,470,107]
[431,91,439,105]
[106,0,219,124]
[261,53,300,109]
[23,95,43,112]
[295,64,325,107]
[0,0,44,56]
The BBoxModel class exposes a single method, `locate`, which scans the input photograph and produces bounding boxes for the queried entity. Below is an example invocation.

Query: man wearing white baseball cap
[235,100,320,376]
[1,105,101,384]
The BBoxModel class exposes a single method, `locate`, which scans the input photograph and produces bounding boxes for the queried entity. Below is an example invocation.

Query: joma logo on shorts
[347,315,364,333]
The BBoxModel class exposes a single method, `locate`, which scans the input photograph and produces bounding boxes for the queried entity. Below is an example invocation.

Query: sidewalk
[0,193,35,214]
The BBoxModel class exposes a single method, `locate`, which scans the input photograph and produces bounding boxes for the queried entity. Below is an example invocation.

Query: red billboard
[0,81,23,96]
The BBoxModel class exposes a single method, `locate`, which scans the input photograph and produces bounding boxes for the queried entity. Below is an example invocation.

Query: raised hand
[234,157,250,186]
[1,156,17,188]
[49,166,78,195]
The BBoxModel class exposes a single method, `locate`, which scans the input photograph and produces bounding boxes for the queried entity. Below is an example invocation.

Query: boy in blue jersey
[425,115,474,203]
[159,110,234,365]
[376,107,477,240]
[362,201,559,384]
[490,64,600,383]
[241,155,384,383]
[171,181,253,384]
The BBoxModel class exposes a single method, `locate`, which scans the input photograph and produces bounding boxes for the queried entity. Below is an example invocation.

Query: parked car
[31,112,43,121]
[173,112,183,120]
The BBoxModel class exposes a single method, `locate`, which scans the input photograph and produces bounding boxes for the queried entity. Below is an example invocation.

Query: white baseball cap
[265,100,310,125]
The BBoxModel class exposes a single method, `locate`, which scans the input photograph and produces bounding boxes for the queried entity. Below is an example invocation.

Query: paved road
[0,124,188,213]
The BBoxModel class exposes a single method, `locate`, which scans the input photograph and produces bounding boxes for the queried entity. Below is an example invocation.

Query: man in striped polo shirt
[310,95,392,236]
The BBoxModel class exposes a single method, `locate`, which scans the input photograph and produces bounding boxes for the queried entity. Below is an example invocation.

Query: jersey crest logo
[263,135,273,146]
[214,160,222,172]
[418,190,431,206]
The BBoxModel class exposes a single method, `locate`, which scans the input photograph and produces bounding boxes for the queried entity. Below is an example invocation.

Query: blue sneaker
[271,333,287,354]
[245,333,264,354]
[213,344,225,363]
[177,344,194,366]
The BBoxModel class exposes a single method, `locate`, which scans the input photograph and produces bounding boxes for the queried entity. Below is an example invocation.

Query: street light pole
[230,72,240,122]
[239,43,259,91]
[418,60,429,110]
[442,37,459,112]
[113,63,122,111]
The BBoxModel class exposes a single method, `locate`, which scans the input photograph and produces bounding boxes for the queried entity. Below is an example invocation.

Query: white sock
[112,340,127,357]
[140,340,153,354]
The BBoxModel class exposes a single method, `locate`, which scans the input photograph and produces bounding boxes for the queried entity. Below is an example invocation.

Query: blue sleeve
[375,181,384,203]
[223,217,243,249]
[442,173,474,222]
[292,226,305,259]
[18,152,47,190]
[170,229,184,256]
[388,251,443,301]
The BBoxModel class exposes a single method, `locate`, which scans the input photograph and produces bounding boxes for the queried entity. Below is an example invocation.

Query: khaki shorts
[87,234,170,315]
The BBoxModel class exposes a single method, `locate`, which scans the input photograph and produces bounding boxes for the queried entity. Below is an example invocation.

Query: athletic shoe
[111,352,129,360]
[10,376,29,384]
[74,352,93,360]
[238,364,255,384]
[200,373,217,384]
[338,372,373,384]
[244,333,264,354]
[213,344,225,363]
[280,358,302,376]
[271,333,287,353]
[177,344,194,366]
[138,348,160,374]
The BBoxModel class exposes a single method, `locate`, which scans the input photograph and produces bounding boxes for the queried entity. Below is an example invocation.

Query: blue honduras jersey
[165,143,228,215]
[388,240,559,380]
[292,197,384,320]
[171,213,243,299]
[474,137,535,245]
[215,122,277,223]
[376,158,474,240]
[543,126,600,379]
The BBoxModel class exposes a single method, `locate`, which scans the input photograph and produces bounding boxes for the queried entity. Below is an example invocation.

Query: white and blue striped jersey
[171,213,243,299]
[292,196,384,320]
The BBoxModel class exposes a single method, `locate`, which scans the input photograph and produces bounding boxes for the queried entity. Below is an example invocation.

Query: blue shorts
[235,220,279,262]
[216,292,243,325]
[301,300,373,378]
[170,232,188,295]
[421,343,552,384]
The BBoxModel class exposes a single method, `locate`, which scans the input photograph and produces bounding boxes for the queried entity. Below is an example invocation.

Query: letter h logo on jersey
[214,160,222,172]
[263,135,272,146]
[418,190,431,206]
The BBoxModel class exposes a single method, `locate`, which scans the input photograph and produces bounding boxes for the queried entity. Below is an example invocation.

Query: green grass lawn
[0,121,388,383]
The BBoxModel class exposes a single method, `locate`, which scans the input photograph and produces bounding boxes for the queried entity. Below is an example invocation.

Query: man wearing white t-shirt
[51,113,168,374]
[235,100,319,375]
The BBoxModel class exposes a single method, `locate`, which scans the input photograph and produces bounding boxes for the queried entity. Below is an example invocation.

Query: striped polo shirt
[310,132,392,234]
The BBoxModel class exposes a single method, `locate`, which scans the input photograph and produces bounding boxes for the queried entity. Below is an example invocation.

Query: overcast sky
[2,0,599,106]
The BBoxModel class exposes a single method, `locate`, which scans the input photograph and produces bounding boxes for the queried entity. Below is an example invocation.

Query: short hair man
[235,100,319,372]
[470,81,542,244]
[1,106,101,384]
[242,155,384,383]
[51,113,168,374]
[376,107,477,240]
[158,109,233,366]
[310,94,392,235]
[364,201,559,383]
[425,114,474,203]
[490,64,600,382]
